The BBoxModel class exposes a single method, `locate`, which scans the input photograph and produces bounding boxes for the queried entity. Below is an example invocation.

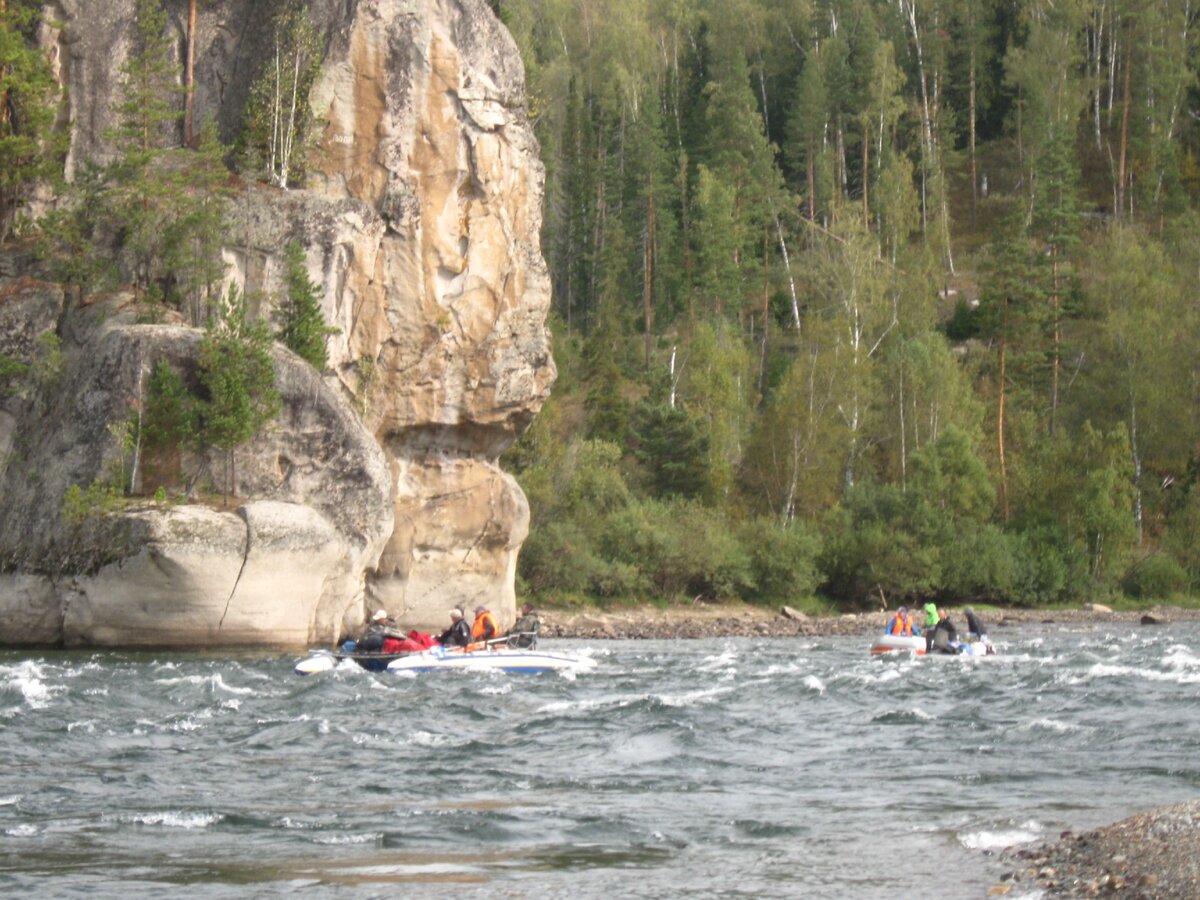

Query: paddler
[929,607,962,654]
[885,606,920,637]
[437,607,471,647]
[357,609,398,652]
[923,603,940,652]
[470,605,500,645]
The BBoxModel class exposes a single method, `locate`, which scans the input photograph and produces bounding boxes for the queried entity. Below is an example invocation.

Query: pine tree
[277,241,336,370]
[977,200,1040,520]
[0,0,61,240]
[1031,126,1081,435]
[109,0,184,295]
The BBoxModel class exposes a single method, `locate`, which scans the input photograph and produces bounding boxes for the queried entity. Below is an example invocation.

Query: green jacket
[923,603,939,628]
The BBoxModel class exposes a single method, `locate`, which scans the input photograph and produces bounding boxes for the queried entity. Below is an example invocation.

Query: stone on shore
[1000,800,1200,898]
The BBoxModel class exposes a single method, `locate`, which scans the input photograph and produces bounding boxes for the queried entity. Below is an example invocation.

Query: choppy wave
[1,625,1199,899]
[0,660,61,710]
[118,811,224,828]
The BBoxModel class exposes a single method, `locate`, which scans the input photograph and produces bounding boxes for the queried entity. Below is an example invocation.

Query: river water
[2,622,1199,898]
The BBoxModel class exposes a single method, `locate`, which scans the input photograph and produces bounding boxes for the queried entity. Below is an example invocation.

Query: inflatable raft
[869,634,996,657]
[294,645,596,676]
[386,646,597,674]
[870,634,927,655]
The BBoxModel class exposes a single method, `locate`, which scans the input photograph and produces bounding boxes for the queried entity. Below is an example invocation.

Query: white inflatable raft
[294,645,596,676]
[387,646,597,674]
[869,634,996,657]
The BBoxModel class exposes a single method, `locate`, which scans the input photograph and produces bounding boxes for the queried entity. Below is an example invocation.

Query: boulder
[0,315,392,648]
[67,502,354,648]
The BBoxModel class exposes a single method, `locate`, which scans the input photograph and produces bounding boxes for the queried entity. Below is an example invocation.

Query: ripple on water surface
[1,626,1199,897]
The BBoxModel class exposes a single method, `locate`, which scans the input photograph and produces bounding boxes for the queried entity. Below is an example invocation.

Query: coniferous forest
[497,0,1200,611]
[4,0,1200,611]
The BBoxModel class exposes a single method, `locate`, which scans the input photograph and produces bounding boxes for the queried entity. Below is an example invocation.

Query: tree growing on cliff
[197,285,280,504]
[162,122,234,325]
[277,241,337,370]
[241,3,322,188]
[0,0,62,241]
[109,0,185,295]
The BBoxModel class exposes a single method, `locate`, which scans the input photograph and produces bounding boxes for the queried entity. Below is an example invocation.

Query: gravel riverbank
[994,801,1200,898]
[538,602,1199,641]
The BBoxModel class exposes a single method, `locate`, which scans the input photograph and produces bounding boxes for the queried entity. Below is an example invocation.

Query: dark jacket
[358,620,401,652]
[437,618,471,647]
[508,611,541,648]
[931,617,959,654]
[965,610,987,638]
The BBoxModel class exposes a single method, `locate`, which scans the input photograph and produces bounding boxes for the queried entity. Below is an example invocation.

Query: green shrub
[739,518,822,605]
[601,499,752,601]
[62,481,123,524]
[1006,527,1080,605]
[1122,554,1190,600]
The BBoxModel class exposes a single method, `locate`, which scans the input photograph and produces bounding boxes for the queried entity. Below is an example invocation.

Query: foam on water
[1026,717,1082,734]
[1163,643,1200,671]
[1081,662,1200,684]
[654,684,735,707]
[697,649,739,672]
[311,832,382,845]
[121,811,224,828]
[0,660,60,710]
[958,819,1044,850]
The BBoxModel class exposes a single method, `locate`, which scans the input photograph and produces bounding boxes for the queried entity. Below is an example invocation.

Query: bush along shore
[538,603,1200,641]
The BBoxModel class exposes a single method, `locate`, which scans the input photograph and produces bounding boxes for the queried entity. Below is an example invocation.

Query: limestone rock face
[303,0,553,629]
[0,292,393,648]
[0,0,552,644]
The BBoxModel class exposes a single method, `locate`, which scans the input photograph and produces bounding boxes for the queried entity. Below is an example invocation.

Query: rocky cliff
[0,0,553,647]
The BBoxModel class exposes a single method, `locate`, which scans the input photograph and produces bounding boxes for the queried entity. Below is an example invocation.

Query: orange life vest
[888,613,913,636]
[471,610,499,642]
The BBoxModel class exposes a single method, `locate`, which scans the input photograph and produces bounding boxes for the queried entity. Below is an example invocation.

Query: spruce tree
[109,0,184,295]
[0,0,61,240]
[163,121,233,324]
[198,285,281,502]
[277,241,335,370]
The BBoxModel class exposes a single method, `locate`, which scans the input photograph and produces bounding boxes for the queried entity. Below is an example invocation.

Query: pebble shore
[539,602,1198,641]
[994,801,1200,898]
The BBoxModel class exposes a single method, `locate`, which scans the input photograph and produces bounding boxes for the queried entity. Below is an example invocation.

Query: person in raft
[357,609,398,652]
[471,605,500,645]
[964,606,988,640]
[922,603,940,651]
[929,607,963,654]
[885,606,920,637]
[507,602,541,649]
[437,607,471,648]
